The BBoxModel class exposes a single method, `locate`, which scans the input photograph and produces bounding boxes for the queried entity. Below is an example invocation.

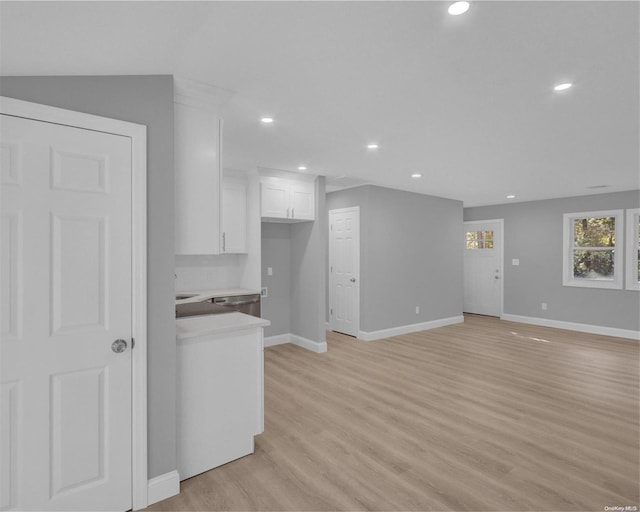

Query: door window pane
[466,230,494,250]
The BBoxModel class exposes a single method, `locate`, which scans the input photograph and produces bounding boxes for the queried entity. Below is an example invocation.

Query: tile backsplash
[175,254,245,292]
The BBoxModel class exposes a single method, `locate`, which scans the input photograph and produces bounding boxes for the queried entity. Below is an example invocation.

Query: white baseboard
[264,333,328,353]
[501,314,640,341]
[147,470,180,507]
[358,315,464,341]
[263,333,290,347]
[291,333,328,353]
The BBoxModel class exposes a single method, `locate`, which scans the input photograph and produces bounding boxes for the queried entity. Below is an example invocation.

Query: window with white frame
[563,210,623,289]
[626,208,640,291]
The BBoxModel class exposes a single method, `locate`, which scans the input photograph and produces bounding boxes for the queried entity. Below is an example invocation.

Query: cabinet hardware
[222,232,226,252]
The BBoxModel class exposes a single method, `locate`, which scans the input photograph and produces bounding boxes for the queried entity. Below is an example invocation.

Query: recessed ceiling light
[506,195,516,199]
[411,173,423,179]
[553,83,572,92]
[260,117,274,124]
[297,166,307,171]
[448,1,470,15]
[367,143,379,149]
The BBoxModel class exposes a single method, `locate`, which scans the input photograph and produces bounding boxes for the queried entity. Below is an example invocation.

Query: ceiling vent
[326,176,370,192]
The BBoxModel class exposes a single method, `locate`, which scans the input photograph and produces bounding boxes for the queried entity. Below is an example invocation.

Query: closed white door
[463,220,503,317]
[1,114,133,510]
[329,207,360,336]
[289,182,314,220]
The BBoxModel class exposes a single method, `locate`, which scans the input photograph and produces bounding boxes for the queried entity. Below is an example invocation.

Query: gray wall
[464,190,640,331]
[261,177,327,344]
[0,76,176,478]
[327,185,464,333]
[291,177,327,344]
[261,223,291,337]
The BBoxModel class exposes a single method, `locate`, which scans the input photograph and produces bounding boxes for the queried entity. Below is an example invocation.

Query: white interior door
[329,207,360,337]
[463,220,503,317]
[1,114,133,511]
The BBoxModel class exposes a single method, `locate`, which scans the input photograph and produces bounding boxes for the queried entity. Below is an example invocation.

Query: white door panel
[329,208,359,336]
[463,220,502,317]
[289,182,314,220]
[0,115,132,511]
[261,183,288,218]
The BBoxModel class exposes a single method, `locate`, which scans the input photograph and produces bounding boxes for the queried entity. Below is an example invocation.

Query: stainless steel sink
[176,293,197,300]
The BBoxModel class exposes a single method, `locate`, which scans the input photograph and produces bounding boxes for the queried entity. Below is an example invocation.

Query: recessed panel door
[260,183,288,219]
[329,207,360,336]
[0,114,132,511]
[463,220,502,317]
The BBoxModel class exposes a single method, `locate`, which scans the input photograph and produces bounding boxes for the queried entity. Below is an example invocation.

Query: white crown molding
[174,76,234,111]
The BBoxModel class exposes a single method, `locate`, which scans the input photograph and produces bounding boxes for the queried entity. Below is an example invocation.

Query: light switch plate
[267,267,273,276]
[512,258,520,266]
[261,287,268,298]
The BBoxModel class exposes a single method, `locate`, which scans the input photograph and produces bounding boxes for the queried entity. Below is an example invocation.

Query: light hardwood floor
[148,314,639,511]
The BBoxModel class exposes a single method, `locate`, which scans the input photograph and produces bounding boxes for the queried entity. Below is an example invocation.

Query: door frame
[328,206,360,336]
[0,96,149,510]
[463,218,504,318]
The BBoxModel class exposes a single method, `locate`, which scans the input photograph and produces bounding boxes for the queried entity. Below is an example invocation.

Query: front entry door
[329,207,360,337]
[1,114,133,510]
[463,220,503,317]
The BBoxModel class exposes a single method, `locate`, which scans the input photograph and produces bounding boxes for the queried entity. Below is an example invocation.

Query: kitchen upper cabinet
[222,178,247,254]
[174,78,230,255]
[260,178,315,222]
[289,182,315,220]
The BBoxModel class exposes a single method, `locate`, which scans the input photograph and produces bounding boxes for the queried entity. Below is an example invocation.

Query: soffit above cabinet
[174,77,234,112]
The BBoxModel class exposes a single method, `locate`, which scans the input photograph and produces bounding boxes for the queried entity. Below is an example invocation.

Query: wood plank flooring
[147,314,639,511]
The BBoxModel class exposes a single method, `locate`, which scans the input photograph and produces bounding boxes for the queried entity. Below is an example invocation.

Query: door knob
[112,339,128,353]
[350,278,356,282]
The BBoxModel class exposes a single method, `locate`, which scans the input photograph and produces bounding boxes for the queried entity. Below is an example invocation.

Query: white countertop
[176,312,270,341]
[176,288,261,305]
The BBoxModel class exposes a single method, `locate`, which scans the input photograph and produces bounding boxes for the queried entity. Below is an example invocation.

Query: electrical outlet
[261,287,268,298]
[541,302,547,310]
[415,306,420,315]
[267,267,273,276]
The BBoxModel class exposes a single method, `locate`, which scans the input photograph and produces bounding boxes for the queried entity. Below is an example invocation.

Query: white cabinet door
[290,181,315,220]
[260,178,315,222]
[222,179,247,254]
[1,114,132,511]
[174,102,222,255]
[261,182,289,219]
[177,328,263,480]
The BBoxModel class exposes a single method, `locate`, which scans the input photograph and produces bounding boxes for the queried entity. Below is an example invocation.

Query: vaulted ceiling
[1,1,638,206]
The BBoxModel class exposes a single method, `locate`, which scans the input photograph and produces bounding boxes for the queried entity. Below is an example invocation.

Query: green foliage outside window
[572,217,616,278]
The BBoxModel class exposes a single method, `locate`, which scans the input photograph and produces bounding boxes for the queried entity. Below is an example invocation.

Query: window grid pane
[573,217,616,248]
[573,249,615,279]
[466,230,494,250]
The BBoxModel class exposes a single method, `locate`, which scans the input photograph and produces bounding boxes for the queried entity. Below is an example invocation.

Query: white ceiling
[1,1,638,206]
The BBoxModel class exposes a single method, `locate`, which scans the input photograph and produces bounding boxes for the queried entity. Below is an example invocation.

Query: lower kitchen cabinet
[176,313,268,480]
